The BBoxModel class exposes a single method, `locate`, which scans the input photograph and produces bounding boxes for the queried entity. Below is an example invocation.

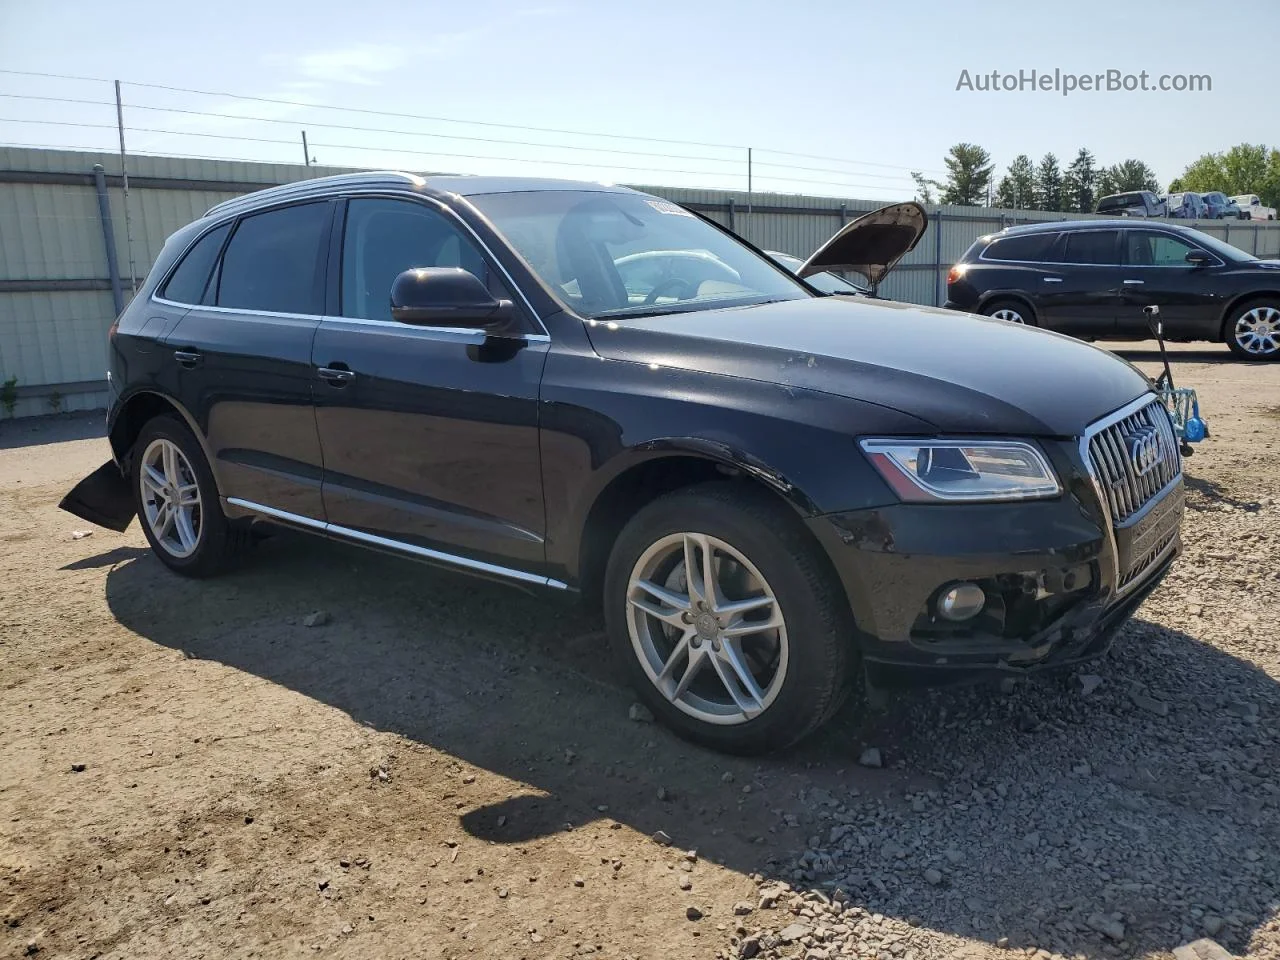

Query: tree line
[911,143,1280,212]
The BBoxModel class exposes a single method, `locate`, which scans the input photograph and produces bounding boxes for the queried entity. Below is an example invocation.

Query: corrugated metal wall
[3,147,1280,418]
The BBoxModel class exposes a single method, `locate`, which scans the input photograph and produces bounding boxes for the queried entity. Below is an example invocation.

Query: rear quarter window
[161,223,230,305]
[981,233,1058,263]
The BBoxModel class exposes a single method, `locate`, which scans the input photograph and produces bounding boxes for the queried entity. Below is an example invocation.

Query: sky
[0,0,1276,203]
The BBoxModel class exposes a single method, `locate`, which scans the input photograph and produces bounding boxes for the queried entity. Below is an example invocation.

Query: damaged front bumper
[806,471,1182,688]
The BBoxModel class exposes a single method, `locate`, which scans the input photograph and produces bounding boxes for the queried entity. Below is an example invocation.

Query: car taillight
[946,265,965,285]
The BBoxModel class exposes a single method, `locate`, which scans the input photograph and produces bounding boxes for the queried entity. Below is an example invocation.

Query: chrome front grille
[1085,397,1181,525]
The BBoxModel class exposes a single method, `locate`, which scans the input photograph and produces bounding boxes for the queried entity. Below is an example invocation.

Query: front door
[166,201,332,521]
[1036,229,1123,337]
[312,197,548,568]
[1116,229,1223,339]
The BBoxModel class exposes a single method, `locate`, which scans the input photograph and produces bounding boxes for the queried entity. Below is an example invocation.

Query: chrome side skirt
[226,497,568,590]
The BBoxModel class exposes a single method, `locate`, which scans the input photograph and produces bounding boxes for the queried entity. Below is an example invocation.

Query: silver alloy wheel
[1234,306,1280,356]
[139,438,203,558]
[989,307,1025,324]
[626,532,788,726]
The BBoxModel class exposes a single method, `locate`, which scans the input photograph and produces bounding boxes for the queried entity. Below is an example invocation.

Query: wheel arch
[110,390,217,486]
[572,442,820,608]
[976,291,1038,322]
[1218,290,1280,339]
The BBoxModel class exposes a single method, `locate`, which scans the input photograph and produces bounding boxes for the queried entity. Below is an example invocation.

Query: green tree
[1034,153,1064,212]
[910,171,939,205]
[1174,144,1280,207]
[994,155,1036,209]
[939,143,994,207]
[1062,148,1097,213]
[1100,159,1161,194]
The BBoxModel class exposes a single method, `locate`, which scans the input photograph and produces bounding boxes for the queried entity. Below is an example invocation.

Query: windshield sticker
[645,199,695,217]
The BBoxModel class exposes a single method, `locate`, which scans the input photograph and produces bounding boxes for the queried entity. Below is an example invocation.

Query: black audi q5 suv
[63,173,1184,754]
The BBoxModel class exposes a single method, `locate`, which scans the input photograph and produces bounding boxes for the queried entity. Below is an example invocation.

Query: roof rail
[204,171,427,218]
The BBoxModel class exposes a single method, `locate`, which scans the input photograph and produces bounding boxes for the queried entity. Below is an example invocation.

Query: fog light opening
[937,582,986,622]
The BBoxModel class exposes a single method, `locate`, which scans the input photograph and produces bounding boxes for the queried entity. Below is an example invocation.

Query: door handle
[1123,279,1145,285]
[317,365,355,386]
[173,349,202,368]
[1042,277,1062,283]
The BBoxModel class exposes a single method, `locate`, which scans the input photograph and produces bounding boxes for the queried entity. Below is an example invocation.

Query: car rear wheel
[981,299,1035,326]
[603,482,854,754]
[1225,300,1280,360]
[132,415,251,576]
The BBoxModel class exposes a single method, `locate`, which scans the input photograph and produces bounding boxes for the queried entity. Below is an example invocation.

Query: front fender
[538,352,935,579]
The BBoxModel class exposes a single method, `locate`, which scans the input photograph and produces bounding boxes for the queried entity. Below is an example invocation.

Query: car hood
[586,297,1151,436]
[799,201,927,288]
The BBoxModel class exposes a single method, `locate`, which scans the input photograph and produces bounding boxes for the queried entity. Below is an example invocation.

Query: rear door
[165,201,331,520]
[1036,229,1123,337]
[1116,228,1224,338]
[311,196,549,568]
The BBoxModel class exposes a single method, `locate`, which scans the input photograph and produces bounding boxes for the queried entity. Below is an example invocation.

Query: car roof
[990,218,1197,239]
[204,171,638,219]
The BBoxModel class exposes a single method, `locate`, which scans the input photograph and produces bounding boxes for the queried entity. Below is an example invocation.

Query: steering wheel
[644,277,696,305]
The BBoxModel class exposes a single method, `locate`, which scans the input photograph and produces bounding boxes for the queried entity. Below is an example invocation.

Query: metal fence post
[933,211,945,307]
[92,163,124,317]
[727,198,735,233]
[839,203,847,227]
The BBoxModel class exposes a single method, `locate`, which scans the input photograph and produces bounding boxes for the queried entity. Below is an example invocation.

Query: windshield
[1186,229,1258,262]
[767,252,868,294]
[469,190,810,318]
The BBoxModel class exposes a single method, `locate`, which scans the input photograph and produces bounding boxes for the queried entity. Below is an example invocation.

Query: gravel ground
[1,342,1277,960]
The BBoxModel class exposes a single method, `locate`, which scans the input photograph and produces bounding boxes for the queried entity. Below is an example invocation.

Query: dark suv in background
[1200,192,1243,220]
[1094,191,1167,218]
[64,173,1185,754]
[946,219,1280,358]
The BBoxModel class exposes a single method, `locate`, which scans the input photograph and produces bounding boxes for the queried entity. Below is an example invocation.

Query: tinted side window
[982,232,1058,262]
[1063,231,1119,265]
[1124,231,1201,266]
[340,198,505,322]
[161,223,230,304]
[217,203,329,314]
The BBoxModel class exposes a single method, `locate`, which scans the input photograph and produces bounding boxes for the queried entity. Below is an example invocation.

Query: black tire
[1223,298,1280,361]
[980,298,1037,327]
[131,415,251,577]
[603,482,855,754]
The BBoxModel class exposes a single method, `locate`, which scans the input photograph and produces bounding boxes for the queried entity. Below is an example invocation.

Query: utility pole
[301,130,312,167]
[114,80,138,294]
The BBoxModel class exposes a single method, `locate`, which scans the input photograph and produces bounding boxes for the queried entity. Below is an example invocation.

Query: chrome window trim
[150,296,550,342]
[152,189,549,337]
[976,226,1223,269]
[227,497,567,589]
[1078,393,1182,598]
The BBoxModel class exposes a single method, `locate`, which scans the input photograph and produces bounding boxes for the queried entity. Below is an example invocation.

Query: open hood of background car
[799,201,927,288]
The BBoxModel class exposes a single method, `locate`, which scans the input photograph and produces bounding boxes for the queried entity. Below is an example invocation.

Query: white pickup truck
[1231,194,1277,220]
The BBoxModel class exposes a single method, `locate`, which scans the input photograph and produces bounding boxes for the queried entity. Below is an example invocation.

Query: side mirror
[390,268,515,330]
[1185,250,1213,267]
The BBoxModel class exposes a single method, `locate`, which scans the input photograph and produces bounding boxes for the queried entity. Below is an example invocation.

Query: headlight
[859,439,1061,502]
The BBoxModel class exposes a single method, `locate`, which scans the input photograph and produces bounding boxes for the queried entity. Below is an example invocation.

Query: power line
[0,92,746,166]
[0,68,945,177]
[0,68,744,151]
[755,147,948,176]
[0,117,913,191]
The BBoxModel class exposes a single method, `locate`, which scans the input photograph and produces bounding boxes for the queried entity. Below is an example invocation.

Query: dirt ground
[1,341,1278,960]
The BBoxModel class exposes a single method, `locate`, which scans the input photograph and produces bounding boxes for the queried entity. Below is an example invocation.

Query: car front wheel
[604,483,854,754]
[1225,300,1280,360]
[132,415,250,576]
